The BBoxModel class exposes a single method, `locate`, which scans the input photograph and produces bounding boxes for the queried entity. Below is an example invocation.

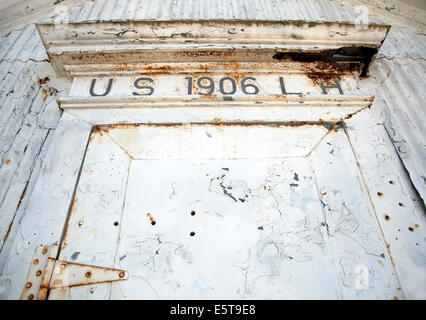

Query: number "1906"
[185,76,259,95]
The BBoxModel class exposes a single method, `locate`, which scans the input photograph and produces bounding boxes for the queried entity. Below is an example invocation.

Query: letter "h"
[320,78,343,95]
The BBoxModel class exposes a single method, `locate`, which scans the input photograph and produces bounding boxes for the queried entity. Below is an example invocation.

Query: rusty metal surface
[36,20,389,78]
[48,261,128,289]
[20,244,59,300]
[56,123,401,299]
[0,0,424,301]
[20,244,128,300]
[361,25,426,205]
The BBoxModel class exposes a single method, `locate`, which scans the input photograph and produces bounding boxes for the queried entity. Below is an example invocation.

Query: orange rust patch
[38,77,50,85]
[62,197,78,245]
[409,224,419,232]
[4,159,11,165]
[89,126,105,142]
[2,221,13,243]
[199,93,217,100]
[147,213,156,225]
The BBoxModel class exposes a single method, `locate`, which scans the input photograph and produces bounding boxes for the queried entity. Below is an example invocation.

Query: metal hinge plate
[20,244,128,300]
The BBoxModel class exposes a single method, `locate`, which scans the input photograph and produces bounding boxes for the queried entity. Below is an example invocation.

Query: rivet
[85,271,92,278]
[33,259,39,265]
[119,271,125,278]
[27,294,34,300]
[25,282,32,289]
[35,270,42,277]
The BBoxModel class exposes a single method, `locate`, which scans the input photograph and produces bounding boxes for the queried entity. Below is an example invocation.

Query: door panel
[52,124,401,299]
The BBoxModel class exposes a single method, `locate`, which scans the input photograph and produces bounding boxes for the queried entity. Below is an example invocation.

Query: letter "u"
[89,78,113,97]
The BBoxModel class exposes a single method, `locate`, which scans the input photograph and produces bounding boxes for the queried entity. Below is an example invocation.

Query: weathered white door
[49,123,401,299]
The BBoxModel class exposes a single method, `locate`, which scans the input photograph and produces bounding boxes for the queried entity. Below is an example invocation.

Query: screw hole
[389,180,395,185]
[398,202,404,207]
[191,210,196,216]
[151,221,156,226]
[377,192,383,197]
[190,231,195,237]
[408,227,414,232]
[384,215,390,221]
[113,221,119,226]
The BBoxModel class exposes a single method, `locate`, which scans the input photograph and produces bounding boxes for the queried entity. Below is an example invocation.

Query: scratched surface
[57,124,401,299]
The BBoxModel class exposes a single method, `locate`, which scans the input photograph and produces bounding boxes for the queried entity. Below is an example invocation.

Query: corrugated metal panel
[379,26,426,59]
[0,22,62,255]
[367,26,426,203]
[34,0,383,24]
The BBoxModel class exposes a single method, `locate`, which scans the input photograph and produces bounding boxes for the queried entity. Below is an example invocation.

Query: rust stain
[385,243,396,267]
[91,125,104,139]
[200,93,217,100]
[38,77,50,85]
[4,159,11,165]
[101,122,336,140]
[2,221,13,243]
[62,196,79,245]
[408,224,419,232]
[147,213,156,225]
